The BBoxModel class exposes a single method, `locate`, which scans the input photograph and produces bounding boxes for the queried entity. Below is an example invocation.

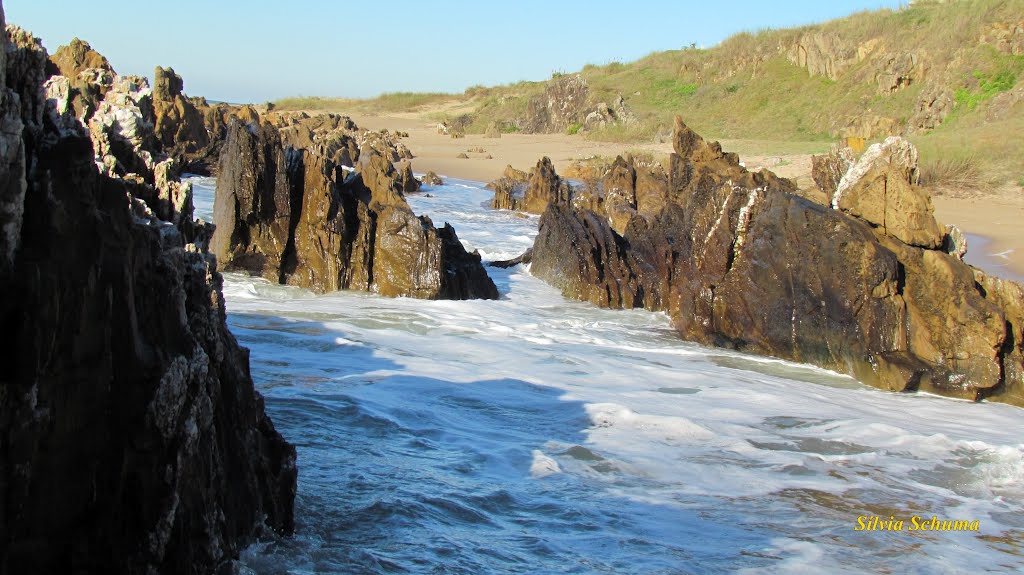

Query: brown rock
[811,144,855,197]
[522,156,571,214]
[47,37,114,78]
[833,136,944,248]
[503,164,528,183]
[213,121,496,300]
[527,118,1024,407]
[974,272,1024,405]
[152,66,209,155]
[601,155,638,234]
[909,86,953,132]
[523,74,590,134]
[635,163,669,219]
[420,170,444,186]
[490,176,525,211]
[788,31,855,80]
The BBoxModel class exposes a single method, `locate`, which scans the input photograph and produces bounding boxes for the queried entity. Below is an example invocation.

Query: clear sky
[8,0,905,104]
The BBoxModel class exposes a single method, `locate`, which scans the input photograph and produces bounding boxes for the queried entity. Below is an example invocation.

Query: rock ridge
[526,115,1024,406]
[213,120,498,300]
[1,12,296,573]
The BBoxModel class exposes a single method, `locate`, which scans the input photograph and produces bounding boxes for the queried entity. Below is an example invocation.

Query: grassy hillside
[276,0,1024,188]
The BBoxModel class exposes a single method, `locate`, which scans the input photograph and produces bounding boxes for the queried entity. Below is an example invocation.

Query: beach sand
[351,113,1024,280]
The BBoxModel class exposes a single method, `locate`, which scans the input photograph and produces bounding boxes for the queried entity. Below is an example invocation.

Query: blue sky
[9,0,905,103]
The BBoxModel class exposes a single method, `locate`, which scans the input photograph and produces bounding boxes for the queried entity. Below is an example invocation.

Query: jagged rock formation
[487,165,529,210]
[487,157,570,214]
[811,144,856,197]
[980,20,1024,55]
[44,41,225,175]
[523,75,635,134]
[788,31,856,80]
[46,37,113,77]
[152,66,210,155]
[1,11,296,574]
[909,87,954,131]
[490,177,524,211]
[831,136,944,248]
[212,121,497,300]
[527,116,1024,406]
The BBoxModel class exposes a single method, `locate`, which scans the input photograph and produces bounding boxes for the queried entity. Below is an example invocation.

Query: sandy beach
[352,114,1024,280]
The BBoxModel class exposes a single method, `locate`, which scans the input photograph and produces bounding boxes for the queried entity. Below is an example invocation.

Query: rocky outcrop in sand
[213,121,497,299]
[1,12,296,573]
[526,116,1024,406]
[523,74,636,134]
[788,31,856,80]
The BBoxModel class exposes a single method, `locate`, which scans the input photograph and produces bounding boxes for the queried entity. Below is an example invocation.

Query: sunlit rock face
[529,116,1024,406]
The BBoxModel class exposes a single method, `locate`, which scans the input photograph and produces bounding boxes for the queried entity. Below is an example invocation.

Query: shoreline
[349,113,1024,281]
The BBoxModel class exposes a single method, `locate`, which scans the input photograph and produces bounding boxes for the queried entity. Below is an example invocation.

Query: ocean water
[189,176,1024,574]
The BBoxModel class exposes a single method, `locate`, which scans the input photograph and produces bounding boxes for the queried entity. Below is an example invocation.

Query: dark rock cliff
[0,10,296,574]
[528,115,1024,407]
[213,121,498,300]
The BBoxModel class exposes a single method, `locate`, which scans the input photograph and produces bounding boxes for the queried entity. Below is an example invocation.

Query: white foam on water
[529,450,562,478]
[189,176,1024,574]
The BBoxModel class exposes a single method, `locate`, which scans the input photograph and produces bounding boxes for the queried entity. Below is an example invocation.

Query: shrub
[918,156,983,191]
[567,123,582,135]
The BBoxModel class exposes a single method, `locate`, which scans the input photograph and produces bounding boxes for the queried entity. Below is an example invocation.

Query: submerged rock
[490,176,525,211]
[1,12,296,573]
[419,170,444,186]
[213,121,497,300]
[528,115,1024,406]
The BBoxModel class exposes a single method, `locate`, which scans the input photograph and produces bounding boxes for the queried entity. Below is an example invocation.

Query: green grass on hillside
[274,91,454,114]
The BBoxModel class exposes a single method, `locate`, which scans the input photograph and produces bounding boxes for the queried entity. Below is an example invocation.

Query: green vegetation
[955,69,1018,111]
[566,123,582,135]
[273,95,356,112]
[274,91,452,114]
